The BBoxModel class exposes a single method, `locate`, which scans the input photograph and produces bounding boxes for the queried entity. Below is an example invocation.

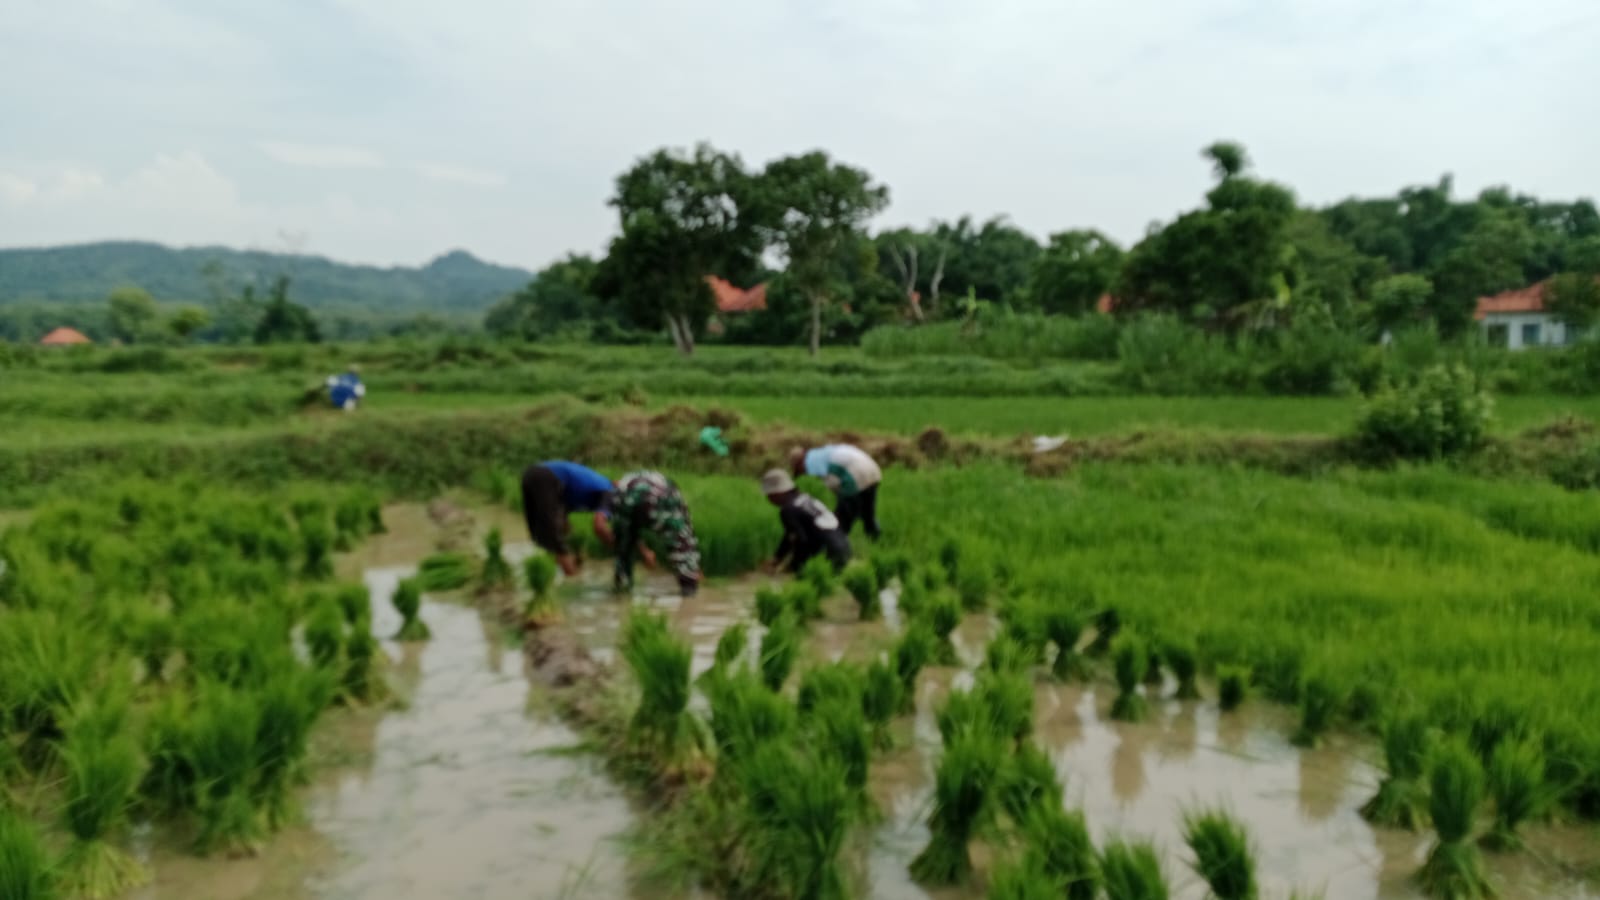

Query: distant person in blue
[521,461,650,577]
[326,365,366,411]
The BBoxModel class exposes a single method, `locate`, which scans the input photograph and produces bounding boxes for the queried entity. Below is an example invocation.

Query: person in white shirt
[788,443,883,540]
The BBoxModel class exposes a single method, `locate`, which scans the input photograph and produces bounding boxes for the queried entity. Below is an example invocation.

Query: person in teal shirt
[789,443,884,540]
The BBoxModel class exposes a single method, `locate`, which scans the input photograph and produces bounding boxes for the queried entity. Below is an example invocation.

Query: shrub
[1183,809,1257,900]
[1357,364,1494,460]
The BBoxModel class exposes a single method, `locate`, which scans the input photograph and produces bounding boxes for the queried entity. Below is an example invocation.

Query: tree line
[486,141,1600,353]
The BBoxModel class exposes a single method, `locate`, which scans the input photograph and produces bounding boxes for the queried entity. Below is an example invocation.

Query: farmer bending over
[598,470,701,597]
[761,469,851,574]
[789,443,883,540]
[520,460,637,577]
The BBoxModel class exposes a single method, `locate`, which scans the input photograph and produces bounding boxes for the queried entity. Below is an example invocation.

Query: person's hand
[557,553,579,577]
[640,546,659,570]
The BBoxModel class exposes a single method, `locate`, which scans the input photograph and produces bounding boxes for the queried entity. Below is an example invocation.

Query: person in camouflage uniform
[596,470,702,596]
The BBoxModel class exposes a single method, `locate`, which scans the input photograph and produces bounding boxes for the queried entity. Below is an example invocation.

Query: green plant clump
[988,853,1062,900]
[1099,838,1169,900]
[1000,741,1063,822]
[1482,736,1549,852]
[1218,666,1249,712]
[800,554,837,599]
[755,586,786,627]
[785,578,824,621]
[302,594,346,670]
[1165,638,1201,700]
[524,553,558,598]
[841,562,881,620]
[759,611,802,692]
[735,743,856,900]
[924,591,962,665]
[417,551,474,592]
[1183,808,1257,900]
[619,610,700,770]
[956,559,992,612]
[1417,738,1492,899]
[479,527,514,591]
[0,806,57,900]
[1025,802,1099,900]
[1293,673,1345,748]
[1044,607,1088,681]
[861,659,900,746]
[391,577,430,641]
[892,623,936,713]
[1110,634,1149,722]
[60,713,149,898]
[1361,711,1432,830]
[909,730,1008,886]
[711,621,749,674]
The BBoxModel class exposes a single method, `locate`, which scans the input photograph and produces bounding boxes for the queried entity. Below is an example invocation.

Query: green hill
[0,242,533,313]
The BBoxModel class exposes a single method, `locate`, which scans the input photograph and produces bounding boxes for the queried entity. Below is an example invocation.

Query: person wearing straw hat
[760,468,852,575]
[788,443,883,540]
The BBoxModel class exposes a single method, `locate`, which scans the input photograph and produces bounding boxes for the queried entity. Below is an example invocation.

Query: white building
[1475,281,1574,350]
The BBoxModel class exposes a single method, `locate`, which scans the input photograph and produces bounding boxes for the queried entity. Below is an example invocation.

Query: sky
[2,0,1596,272]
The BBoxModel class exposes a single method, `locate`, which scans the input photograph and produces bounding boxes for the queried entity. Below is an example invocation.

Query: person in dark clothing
[760,469,851,575]
[520,461,632,577]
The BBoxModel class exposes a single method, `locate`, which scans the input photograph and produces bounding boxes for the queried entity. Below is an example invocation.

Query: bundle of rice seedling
[870,551,906,589]
[1086,607,1121,657]
[417,552,474,592]
[921,563,948,593]
[341,629,385,704]
[798,663,863,715]
[861,660,900,746]
[755,586,786,627]
[984,634,1035,675]
[759,612,802,691]
[1482,736,1550,852]
[1217,666,1250,713]
[988,853,1061,900]
[0,806,56,900]
[0,610,102,754]
[1361,711,1432,829]
[1110,634,1149,722]
[479,528,514,592]
[252,667,334,829]
[892,624,936,713]
[332,495,365,551]
[1000,741,1063,822]
[1043,607,1088,681]
[956,559,992,612]
[1099,839,1169,900]
[1164,638,1201,700]
[980,668,1035,743]
[302,593,346,670]
[1183,808,1257,900]
[1025,803,1099,900]
[334,583,371,629]
[187,683,265,855]
[784,579,823,621]
[937,685,986,743]
[1417,738,1491,899]
[841,563,881,620]
[1293,673,1346,749]
[1143,645,1165,688]
[707,668,797,766]
[999,596,1049,666]
[299,516,335,581]
[937,538,962,582]
[910,730,1007,885]
[925,592,962,665]
[800,555,836,599]
[125,605,175,683]
[897,574,928,619]
[362,491,386,534]
[710,622,749,674]
[60,708,148,897]
[810,697,871,793]
[391,577,430,641]
[524,553,558,598]
[619,610,700,770]
[736,743,855,900]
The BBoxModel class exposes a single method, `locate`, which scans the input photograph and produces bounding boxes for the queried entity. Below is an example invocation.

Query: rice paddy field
[3,341,1600,900]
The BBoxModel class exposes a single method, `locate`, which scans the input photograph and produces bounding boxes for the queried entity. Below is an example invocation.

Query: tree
[600,144,764,354]
[1203,141,1250,180]
[483,255,614,340]
[755,152,889,355]
[252,276,321,344]
[1566,235,1600,276]
[1026,229,1123,316]
[167,306,210,342]
[1370,274,1435,335]
[1429,206,1535,336]
[107,285,158,343]
[1545,273,1600,331]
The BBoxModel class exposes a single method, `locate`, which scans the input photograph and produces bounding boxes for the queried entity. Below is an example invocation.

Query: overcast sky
[2,0,1596,271]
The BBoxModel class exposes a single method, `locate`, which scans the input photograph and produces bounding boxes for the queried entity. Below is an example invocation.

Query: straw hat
[760,469,795,496]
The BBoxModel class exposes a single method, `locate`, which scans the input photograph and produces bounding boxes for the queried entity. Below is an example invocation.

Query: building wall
[1480,312,1568,350]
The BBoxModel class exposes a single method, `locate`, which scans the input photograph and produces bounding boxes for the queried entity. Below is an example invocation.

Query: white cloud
[260,141,386,170]
[0,173,37,206]
[411,163,507,188]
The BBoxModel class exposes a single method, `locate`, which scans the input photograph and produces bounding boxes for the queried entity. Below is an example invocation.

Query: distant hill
[0,242,534,313]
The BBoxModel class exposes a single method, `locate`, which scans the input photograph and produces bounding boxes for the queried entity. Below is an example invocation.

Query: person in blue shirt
[326,365,366,411]
[520,461,638,577]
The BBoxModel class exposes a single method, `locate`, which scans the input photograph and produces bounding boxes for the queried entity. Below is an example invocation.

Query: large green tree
[484,254,615,340]
[755,152,889,355]
[598,144,763,354]
[1026,229,1123,316]
[107,285,158,343]
[252,276,321,344]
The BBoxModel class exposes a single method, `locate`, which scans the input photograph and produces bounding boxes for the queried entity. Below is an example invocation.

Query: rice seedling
[253,667,333,829]
[980,667,1036,744]
[1110,634,1150,722]
[524,552,558,597]
[1218,666,1250,713]
[332,494,366,551]
[1043,607,1089,681]
[341,629,385,704]
[125,605,175,683]
[809,697,871,793]
[1143,645,1166,688]
[921,563,948,593]
[909,729,1008,886]
[391,577,430,641]
[1099,838,1169,900]
[707,668,797,765]
[998,595,1049,664]
[925,591,962,665]
[1000,741,1063,822]
[755,586,786,627]
[735,743,855,900]
[417,551,474,592]
[1086,607,1121,658]
[334,582,371,629]
[861,659,899,746]
[363,491,386,534]
[1293,673,1346,748]
[302,592,346,670]
[869,550,906,588]
[1024,802,1099,900]
[186,683,265,855]
[797,663,863,715]
[619,609,701,771]
[1482,736,1550,852]
[984,634,1035,675]
[800,554,836,598]
[1417,738,1491,899]
[937,537,962,582]
[759,611,802,691]
[896,573,928,619]
[60,708,148,897]
[299,515,335,581]
[1165,638,1201,700]
[479,527,514,592]
[1362,710,1433,830]
[785,578,823,621]
[841,562,881,620]
[988,853,1061,900]
[892,623,936,713]
[711,622,749,673]
[937,685,986,743]
[0,805,56,900]
[1183,808,1257,900]
[956,559,992,612]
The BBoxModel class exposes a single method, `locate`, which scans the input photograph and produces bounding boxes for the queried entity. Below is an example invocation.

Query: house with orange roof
[704,275,767,335]
[1474,280,1578,350]
[38,326,92,346]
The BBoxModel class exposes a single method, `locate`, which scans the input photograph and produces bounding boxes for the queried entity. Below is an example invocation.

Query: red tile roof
[1475,282,1549,320]
[705,276,768,313]
[38,326,92,345]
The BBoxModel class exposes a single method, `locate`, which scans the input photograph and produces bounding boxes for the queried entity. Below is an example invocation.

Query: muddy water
[559,575,1599,900]
[134,503,649,900]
